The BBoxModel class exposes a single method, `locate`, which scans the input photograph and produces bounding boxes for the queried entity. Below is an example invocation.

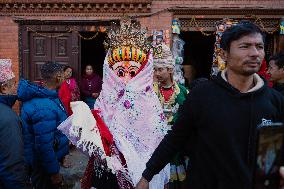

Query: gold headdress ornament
[105,17,152,66]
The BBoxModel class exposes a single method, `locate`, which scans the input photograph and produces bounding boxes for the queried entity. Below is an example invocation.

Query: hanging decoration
[151,29,172,47]
[252,16,279,35]
[152,30,164,46]
[211,19,238,76]
[26,25,107,40]
[172,19,181,34]
[183,16,280,37]
[280,20,284,35]
[172,35,185,85]
[170,18,187,85]
[189,17,215,36]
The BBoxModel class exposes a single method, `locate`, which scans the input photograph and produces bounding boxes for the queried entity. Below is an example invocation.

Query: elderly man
[0,59,30,189]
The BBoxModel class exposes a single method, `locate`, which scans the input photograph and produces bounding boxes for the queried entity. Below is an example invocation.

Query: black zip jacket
[142,73,284,189]
[273,83,284,96]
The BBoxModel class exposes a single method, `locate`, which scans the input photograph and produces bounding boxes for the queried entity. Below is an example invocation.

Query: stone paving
[60,149,89,189]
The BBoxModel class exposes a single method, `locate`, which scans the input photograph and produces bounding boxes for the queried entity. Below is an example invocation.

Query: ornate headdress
[153,43,175,68]
[105,17,151,66]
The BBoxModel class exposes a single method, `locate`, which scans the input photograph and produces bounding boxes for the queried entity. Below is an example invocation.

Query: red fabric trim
[81,111,134,189]
[91,110,114,156]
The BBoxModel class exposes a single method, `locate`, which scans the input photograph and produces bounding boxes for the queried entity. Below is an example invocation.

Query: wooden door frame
[17,20,112,81]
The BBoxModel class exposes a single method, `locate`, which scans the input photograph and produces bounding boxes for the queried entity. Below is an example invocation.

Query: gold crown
[105,17,151,66]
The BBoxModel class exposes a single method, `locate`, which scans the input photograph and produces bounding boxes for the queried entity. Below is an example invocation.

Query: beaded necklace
[158,82,179,105]
[159,84,175,103]
[157,82,180,123]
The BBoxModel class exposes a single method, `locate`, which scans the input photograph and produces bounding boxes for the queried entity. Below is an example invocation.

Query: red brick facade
[0,16,19,82]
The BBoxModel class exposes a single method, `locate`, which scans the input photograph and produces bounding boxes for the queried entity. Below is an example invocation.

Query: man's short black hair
[220,20,265,52]
[40,61,63,81]
[269,52,284,69]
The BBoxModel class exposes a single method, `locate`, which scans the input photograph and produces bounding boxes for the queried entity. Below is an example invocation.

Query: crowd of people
[1,19,284,189]
[0,61,103,188]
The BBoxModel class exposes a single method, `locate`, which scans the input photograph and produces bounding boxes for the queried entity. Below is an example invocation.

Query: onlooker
[257,59,272,87]
[59,65,80,116]
[153,43,189,189]
[136,21,284,189]
[81,64,102,109]
[0,59,30,189]
[18,62,69,189]
[267,52,284,95]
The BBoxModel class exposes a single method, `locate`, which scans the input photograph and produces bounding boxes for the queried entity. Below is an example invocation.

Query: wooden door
[28,31,77,82]
[29,33,51,81]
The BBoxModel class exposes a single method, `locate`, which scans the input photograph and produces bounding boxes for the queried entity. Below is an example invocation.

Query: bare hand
[280,167,284,189]
[50,173,63,186]
[135,177,149,189]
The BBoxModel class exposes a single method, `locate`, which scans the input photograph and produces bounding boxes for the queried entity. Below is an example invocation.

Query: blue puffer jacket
[18,79,69,174]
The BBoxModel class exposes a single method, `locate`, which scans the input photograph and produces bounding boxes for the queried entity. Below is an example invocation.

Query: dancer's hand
[135,177,149,189]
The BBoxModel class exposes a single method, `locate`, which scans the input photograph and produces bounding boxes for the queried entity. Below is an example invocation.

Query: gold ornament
[105,17,151,66]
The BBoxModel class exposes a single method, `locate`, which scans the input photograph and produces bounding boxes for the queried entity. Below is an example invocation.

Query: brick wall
[139,11,173,31]
[151,0,284,11]
[138,11,173,45]
[0,17,19,81]
[0,16,20,112]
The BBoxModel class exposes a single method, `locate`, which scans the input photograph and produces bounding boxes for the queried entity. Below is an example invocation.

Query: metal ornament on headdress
[105,17,151,67]
[153,43,175,68]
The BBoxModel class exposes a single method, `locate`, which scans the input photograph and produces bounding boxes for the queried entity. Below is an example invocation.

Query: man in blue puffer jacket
[18,62,69,189]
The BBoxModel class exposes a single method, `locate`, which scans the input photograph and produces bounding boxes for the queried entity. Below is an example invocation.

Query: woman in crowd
[80,64,102,109]
[58,65,80,116]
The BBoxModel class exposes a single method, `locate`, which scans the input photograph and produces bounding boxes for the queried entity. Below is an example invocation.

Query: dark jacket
[81,74,102,98]
[18,79,69,174]
[273,83,284,96]
[0,95,29,189]
[142,73,284,189]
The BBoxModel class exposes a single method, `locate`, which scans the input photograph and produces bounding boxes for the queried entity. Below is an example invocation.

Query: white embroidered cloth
[58,52,170,188]
[94,52,170,188]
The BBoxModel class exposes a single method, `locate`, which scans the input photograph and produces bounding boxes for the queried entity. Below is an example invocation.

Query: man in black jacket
[136,21,284,189]
[0,59,30,189]
[267,52,284,95]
